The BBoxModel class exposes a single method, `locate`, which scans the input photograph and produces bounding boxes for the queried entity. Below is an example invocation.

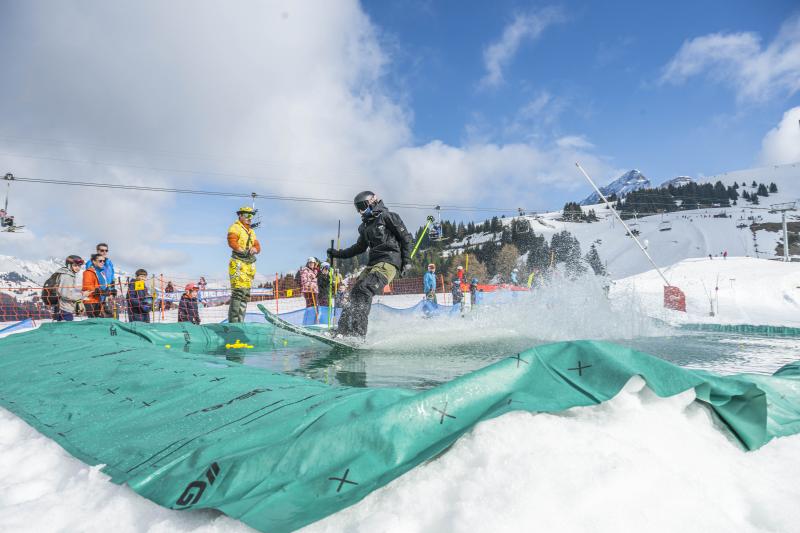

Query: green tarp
[680,323,800,336]
[1,319,799,532]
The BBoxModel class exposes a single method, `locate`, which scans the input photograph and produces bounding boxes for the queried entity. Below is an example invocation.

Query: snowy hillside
[579,169,651,205]
[611,256,800,327]
[0,255,62,285]
[450,161,800,279]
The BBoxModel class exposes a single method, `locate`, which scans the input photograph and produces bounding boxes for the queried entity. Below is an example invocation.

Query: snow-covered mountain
[579,169,651,205]
[448,161,800,279]
[660,176,693,188]
[0,255,62,286]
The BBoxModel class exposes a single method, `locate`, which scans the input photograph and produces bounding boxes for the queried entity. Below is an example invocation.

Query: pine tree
[733,182,739,190]
[584,244,606,276]
[751,180,757,188]
[742,190,751,200]
[769,182,778,193]
[757,183,769,197]
[751,193,759,205]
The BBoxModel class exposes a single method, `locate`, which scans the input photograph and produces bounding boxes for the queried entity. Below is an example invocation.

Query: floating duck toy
[226,339,254,349]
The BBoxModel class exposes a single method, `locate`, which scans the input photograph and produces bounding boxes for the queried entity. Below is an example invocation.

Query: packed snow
[2,376,799,533]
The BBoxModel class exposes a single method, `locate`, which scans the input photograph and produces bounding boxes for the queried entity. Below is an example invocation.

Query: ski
[257,304,359,351]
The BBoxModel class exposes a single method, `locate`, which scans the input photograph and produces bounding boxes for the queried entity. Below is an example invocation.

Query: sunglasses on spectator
[98,248,108,252]
[240,213,254,219]
[96,259,106,264]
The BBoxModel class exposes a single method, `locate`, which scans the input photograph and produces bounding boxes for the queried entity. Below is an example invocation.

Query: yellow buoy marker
[225,339,254,349]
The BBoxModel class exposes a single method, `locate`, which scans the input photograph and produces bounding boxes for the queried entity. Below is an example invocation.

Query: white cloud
[759,106,800,165]
[0,1,608,274]
[479,7,565,89]
[660,16,800,102]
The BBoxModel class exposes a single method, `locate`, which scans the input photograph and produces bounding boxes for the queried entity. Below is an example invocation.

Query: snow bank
[304,377,800,532]
[3,377,798,533]
[612,256,800,326]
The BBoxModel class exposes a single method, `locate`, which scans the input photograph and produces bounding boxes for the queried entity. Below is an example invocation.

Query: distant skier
[469,278,479,308]
[423,263,437,303]
[451,277,464,313]
[723,250,728,260]
[227,206,261,322]
[327,191,413,338]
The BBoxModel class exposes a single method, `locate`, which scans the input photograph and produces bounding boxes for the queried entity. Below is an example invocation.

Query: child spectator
[469,278,479,308]
[54,255,85,321]
[451,277,464,313]
[423,263,437,303]
[178,283,201,324]
[127,269,153,322]
[317,261,331,307]
[299,257,319,308]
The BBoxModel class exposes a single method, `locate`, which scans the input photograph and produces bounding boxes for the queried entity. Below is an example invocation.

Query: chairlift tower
[769,201,797,262]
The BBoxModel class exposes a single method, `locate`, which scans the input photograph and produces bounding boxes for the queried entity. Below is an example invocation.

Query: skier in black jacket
[328,191,413,338]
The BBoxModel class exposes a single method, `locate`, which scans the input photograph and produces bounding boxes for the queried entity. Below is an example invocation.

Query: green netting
[680,323,800,336]
[1,320,799,533]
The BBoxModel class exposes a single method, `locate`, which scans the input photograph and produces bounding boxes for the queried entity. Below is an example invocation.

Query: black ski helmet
[353,191,375,212]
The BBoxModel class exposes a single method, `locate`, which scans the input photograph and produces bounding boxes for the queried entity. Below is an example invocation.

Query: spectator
[451,277,464,313]
[82,253,109,318]
[456,265,465,283]
[165,280,175,293]
[469,277,479,308]
[89,243,116,315]
[423,263,437,303]
[723,250,728,260]
[299,257,319,308]
[510,268,519,286]
[317,261,332,308]
[127,269,152,322]
[178,283,201,324]
[198,276,207,291]
[54,255,85,321]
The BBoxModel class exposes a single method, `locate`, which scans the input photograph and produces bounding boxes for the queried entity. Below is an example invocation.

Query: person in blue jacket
[127,269,152,322]
[510,268,519,286]
[87,242,116,314]
[423,263,437,303]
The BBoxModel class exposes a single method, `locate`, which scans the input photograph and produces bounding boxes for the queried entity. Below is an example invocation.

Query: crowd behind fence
[0,272,525,325]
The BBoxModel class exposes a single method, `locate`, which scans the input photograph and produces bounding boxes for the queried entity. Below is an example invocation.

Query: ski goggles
[239,212,254,219]
[354,200,371,212]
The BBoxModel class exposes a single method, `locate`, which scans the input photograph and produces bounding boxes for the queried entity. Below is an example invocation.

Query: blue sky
[0,0,798,280]
[364,0,799,176]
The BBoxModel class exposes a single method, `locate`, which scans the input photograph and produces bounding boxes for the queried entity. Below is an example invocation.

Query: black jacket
[178,295,200,324]
[333,201,413,269]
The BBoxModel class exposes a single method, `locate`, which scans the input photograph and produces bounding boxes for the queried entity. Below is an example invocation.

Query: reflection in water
[214,330,800,390]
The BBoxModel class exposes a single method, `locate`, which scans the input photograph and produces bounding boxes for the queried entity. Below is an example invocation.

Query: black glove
[400,263,412,278]
[327,247,339,259]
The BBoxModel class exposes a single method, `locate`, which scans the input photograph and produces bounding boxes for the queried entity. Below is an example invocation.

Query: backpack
[41,272,62,306]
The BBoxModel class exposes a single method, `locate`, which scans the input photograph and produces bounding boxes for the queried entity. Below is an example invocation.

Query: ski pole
[410,215,435,259]
[575,162,671,286]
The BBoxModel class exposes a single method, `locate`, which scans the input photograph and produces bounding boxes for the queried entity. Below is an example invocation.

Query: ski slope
[450,162,800,279]
[611,256,800,327]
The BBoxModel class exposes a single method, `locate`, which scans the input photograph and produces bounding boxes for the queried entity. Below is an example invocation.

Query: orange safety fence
[1,273,529,326]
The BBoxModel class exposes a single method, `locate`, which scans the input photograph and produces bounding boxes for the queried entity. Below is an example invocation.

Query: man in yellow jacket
[227,206,261,322]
